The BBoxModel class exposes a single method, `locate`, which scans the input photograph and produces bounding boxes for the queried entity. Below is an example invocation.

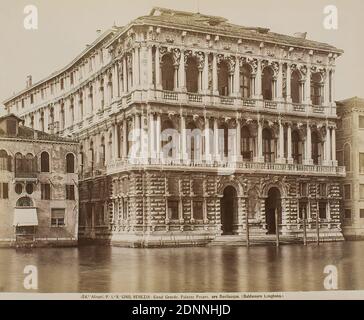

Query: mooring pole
[275,208,280,247]
[316,200,320,246]
[303,207,307,246]
[245,210,250,247]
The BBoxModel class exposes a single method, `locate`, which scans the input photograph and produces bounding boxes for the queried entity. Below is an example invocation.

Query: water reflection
[0,242,363,292]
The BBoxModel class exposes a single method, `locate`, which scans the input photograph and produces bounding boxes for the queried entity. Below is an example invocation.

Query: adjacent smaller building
[0,114,79,246]
[337,97,364,239]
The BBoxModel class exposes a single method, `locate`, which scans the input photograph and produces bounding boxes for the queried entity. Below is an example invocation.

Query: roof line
[3,28,118,104]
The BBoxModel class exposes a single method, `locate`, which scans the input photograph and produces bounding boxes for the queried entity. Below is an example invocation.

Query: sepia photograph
[0,0,363,303]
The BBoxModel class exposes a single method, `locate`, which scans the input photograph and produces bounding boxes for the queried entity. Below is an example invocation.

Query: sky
[0,0,363,113]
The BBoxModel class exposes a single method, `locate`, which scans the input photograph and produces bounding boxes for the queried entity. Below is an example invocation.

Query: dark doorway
[265,187,281,234]
[221,186,237,235]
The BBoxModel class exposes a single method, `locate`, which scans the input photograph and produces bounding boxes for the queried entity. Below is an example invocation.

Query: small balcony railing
[187,93,203,103]
[264,101,278,109]
[163,90,178,101]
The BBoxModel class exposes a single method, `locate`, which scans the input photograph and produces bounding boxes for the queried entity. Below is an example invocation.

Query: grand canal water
[0,241,363,293]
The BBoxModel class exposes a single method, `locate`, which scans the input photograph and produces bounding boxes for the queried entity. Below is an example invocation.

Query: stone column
[180,115,187,160]
[148,113,155,159]
[147,46,154,89]
[122,119,128,159]
[204,117,211,161]
[174,65,179,90]
[178,49,186,91]
[305,66,312,104]
[305,123,312,164]
[331,69,336,106]
[278,119,285,163]
[287,123,293,163]
[233,56,240,97]
[255,59,262,99]
[236,119,241,161]
[156,114,161,158]
[203,52,209,93]
[44,107,49,133]
[112,62,119,100]
[332,126,337,166]
[64,98,70,129]
[212,53,219,95]
[256,119,264,162]
[135,113,141,158]
[325,126,331,165]
[214,118,219,160]
[122,56,128,94]
[286,64,292,102]
[155,46,162,90]
[277,62,283,100]
[324,71,330,106]
[113,123,119,160]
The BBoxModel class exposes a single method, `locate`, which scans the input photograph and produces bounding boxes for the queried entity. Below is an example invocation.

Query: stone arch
[218,178,244,198]
[261,181,287,199]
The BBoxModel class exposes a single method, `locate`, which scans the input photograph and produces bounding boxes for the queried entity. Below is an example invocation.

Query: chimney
[26,75,32,88]
[96,29,101,35]
[293,32,307,39]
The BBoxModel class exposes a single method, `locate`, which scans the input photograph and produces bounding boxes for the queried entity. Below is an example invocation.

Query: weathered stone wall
[0,139,79,246]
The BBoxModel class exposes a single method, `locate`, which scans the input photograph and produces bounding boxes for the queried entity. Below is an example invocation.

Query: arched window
[79,145,84,174]
[312,131,322,165]
[161,54,175,91]
[292,131,302,164]
[40,112,45,132]
[241,126,252,161]
[0,150,12,171]
[108,73,113,101]
[186,122,202,161]
[70,99,74,124]
[218,60,229,96]
[291,70,301,103]
[16,196,34,207]
[161,119,176,158]
[311,73,323,106]
[100,78,105,107]
[15,153,23,173]
[186,57,199,93]
[49,108,54,132]
[263,128,274,163]
[66,153,75,173]
[40,152,50,172]
[240,64,252,98]
[219,123,229,157]
[60,104,65,130]
[100,137,106,166]
[262,67,274,101]
[25,153,36,173]
[344,144,351,171]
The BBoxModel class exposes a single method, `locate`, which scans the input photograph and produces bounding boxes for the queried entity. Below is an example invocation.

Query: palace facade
[337,97,364,239]
[0,114,78,247]
[3,7,345,246]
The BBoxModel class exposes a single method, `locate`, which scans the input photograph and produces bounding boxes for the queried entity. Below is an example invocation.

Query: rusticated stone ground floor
[78,170,344,247]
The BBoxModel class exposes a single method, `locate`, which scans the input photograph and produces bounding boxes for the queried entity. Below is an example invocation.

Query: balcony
[119,89,336,118]
[106,158,346,177]
[14,171,38,179]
